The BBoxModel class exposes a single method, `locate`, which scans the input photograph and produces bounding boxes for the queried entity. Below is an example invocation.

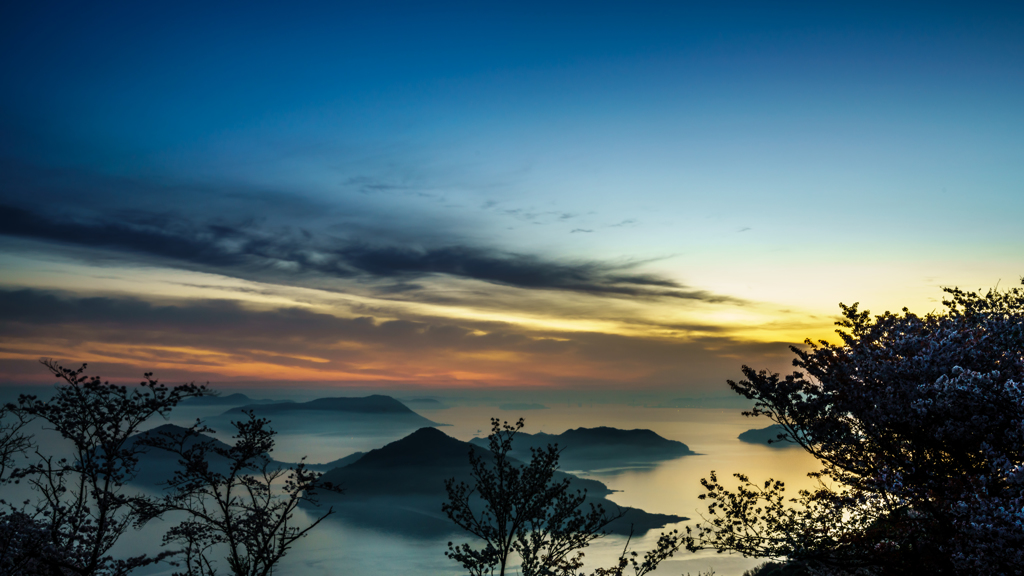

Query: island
[121,424,364,485]
[313,427,686,536]
[738,424,800,447]
[469,426,696,470]
[212,395,441,434]
[180,393,284,406]
[400,398,448,409]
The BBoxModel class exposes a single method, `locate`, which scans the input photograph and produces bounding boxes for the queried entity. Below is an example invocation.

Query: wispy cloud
[608,219,637,228]
[0,288,789,387]
[0,202,737,303]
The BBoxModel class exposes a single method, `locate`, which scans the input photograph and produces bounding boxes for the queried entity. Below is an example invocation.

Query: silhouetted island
[312,427,686,537]
[123,424,237,486]
[122,424,363,485]
[401,398,447,408]
[469,426,696,469]
[321,427,607,497]
[180,393,285,406]
[738,424,799,447]
[212,395,441,434]
[223,395,425,415]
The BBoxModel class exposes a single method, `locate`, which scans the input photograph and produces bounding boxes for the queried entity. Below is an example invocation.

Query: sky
[1,1,1022,392]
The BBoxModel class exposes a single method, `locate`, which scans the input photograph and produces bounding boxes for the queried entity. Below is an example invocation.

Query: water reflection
[273,405,821,576]
[8,400,821,576]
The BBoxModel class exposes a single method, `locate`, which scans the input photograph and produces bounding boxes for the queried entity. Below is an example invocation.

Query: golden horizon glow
[4,248,1010,389]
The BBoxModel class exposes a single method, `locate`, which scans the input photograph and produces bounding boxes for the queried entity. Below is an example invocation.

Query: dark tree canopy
[1,360,339,576]
[686,283,1024,575]
[8,360,207,576]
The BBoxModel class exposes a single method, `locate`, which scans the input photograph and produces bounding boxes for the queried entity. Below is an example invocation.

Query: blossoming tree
[686,283,1024,575]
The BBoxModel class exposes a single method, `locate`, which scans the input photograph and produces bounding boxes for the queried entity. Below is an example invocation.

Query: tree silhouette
[10,360,206,576]
[444,418,681,576]
[0,402,44,575]
[686,283,1024,575]
[0,403,31,484]
[143,411,342,576]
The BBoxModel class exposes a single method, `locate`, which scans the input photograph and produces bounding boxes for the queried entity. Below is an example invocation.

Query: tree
[143,410,342,576]
[685,283,1024,575]
[444,418,681,576]
[586,529,685,576]
[0,403,45,575]
[0,402,31,484]
[10,360,206,576]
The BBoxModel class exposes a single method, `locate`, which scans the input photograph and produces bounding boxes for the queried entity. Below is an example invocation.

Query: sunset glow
[1,3,1022,393]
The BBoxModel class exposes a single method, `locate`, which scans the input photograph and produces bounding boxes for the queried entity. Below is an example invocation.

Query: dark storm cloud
[0,199,735,302]
[0,204,258,268]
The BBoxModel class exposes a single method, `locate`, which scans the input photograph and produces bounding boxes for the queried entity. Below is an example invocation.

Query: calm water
[11,400,820,576]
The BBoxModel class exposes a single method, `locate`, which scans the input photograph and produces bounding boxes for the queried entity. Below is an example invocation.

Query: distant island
[469,426,696,470]
[314,427,686,536]
[122,424,363,484]
[124,423,238,486]
[122,424,685,537]
[181,393,284,406]
[212,395,441,434]
[738,424,800,447]
[400,398,449,409]
[222,395,426,415]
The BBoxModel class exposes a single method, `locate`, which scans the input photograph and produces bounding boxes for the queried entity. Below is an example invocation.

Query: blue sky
[1,1,1022,388]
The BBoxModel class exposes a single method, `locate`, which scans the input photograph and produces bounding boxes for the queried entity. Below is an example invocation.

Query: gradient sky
[1,1,1022,391]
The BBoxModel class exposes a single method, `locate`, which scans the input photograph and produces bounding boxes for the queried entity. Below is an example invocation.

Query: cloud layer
[0,288,789,388]
[0,199,732,302]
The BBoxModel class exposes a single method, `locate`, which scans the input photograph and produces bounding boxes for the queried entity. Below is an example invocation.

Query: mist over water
[166,404,816,575]
[1,386,818,576]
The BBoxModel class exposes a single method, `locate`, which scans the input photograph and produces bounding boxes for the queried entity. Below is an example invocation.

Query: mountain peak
[345,427,476,469]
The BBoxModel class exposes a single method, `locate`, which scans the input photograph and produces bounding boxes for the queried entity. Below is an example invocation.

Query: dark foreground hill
[212,395,440,434]
[313,427,686,536]
[469,426,695,470]
[738,424,800,447]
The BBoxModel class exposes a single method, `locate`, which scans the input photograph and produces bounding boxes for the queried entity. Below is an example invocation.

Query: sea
[2,391,820,576]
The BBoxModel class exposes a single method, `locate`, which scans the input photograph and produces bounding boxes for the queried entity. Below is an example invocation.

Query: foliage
[685,283,1024,575]
[582,528,683,576]
[444,418,681,576]
[0,403,31,483]
[0,403,45,575]
[0,508,52,575]
[9,360,206,576]
[742,562,809,576]
[143,410,342,576]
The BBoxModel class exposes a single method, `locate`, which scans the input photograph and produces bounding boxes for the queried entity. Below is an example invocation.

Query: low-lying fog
[2,388,818,576]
